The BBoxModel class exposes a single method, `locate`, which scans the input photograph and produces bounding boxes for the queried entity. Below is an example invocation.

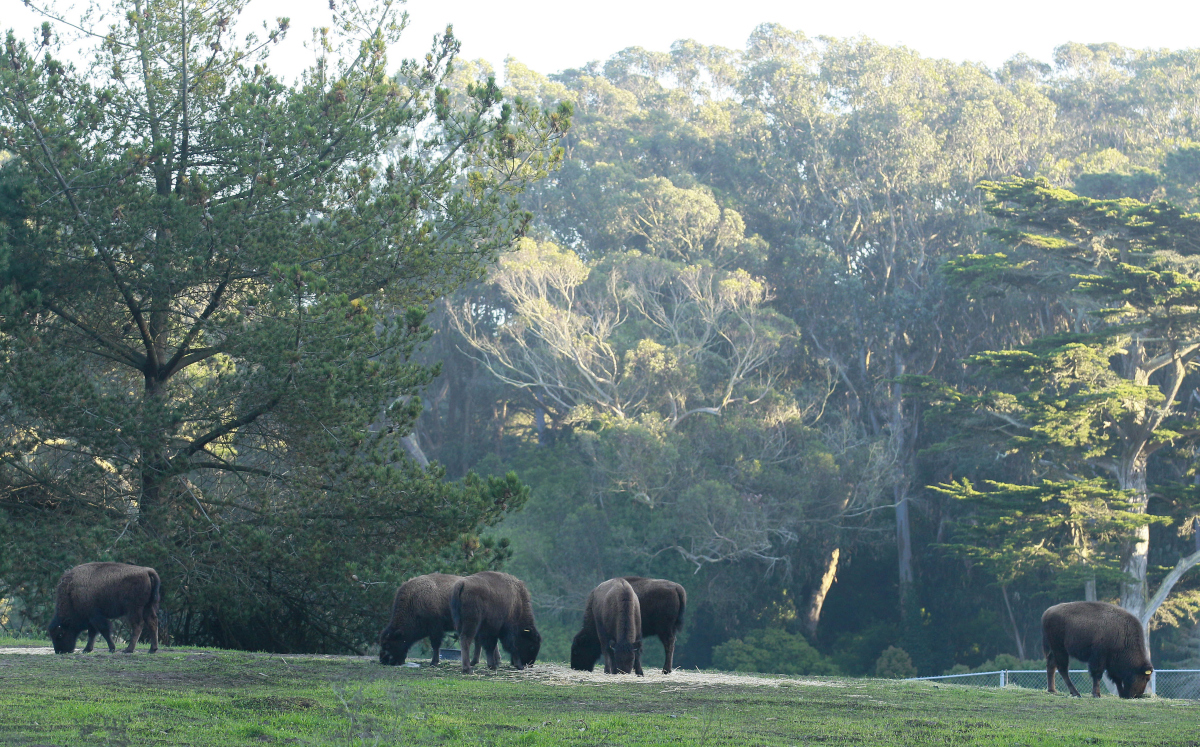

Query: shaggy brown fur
[48,562,160,654]
[379,573,464,666]
[1042,601,1153,698]
[571,576,686,674]
[450,571,540,674]
[591,578,643,675]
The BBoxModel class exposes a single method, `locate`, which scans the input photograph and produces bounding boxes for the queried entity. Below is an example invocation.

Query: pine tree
[0,0,567,651]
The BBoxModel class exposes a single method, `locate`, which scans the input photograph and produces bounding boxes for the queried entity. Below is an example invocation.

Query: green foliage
[0,0,564,651]
[712,627,840,675]
[935,177,1200,625]
[942,655,1048,675]
[933,479,1161,592]
[874,646,917,679]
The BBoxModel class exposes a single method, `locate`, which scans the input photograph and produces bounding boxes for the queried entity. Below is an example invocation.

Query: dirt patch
[0,647,53,655]
[477,662,844,689]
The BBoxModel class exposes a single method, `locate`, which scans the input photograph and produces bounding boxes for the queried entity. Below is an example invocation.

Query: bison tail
[674,587,686,632]
[449,580,464,630]
[149,569,162,605]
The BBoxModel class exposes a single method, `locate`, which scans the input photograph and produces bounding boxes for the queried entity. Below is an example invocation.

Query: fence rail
[906,669,1200,700]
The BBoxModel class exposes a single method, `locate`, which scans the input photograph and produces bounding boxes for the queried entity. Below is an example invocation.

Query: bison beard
[450,571,540,674]
[47,562,161,654]
[1042,601,1153,699]
[571,576,685,674]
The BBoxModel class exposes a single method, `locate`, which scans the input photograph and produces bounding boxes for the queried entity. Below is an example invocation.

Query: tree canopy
[0,0,567,651]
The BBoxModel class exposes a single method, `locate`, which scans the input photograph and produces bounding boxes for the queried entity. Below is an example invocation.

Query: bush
[874,646,916,678]
[828,622,900,675]
[711,628,840,675]
[942,654,1046,675]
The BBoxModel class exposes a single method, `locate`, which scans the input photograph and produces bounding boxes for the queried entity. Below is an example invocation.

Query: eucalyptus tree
[0,0,565,650]
[724,26,1059,619]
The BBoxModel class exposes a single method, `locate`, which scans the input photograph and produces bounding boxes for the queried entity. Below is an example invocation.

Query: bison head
[47,616,79,654]
[512,627,541,669]
[1119,668,1153,699]
[608,639,642,675]
[569,630,600,671]
[378,628,407,666]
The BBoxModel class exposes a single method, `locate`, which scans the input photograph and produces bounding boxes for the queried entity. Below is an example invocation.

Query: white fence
[906,669,1200,699]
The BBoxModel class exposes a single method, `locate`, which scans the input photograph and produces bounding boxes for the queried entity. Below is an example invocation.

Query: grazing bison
[48,562,160,654]
[590,578,643,675]
[380,573,481,666]
[1042,601,1153,698]
[571,576,686,674]
[450,571,540,674]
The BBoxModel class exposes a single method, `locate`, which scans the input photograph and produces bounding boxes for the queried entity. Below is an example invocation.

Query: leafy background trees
[3,1,1200,674]
[410,37,1200,673]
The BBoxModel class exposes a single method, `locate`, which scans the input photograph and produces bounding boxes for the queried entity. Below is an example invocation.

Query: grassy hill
[0,644,1197,745]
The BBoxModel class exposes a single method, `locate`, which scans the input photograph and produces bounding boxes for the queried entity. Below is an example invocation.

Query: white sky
[4,0,1200,83]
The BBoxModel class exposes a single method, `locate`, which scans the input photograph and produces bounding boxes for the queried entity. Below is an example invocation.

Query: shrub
[712,628,839,675]
[874,646,916,678]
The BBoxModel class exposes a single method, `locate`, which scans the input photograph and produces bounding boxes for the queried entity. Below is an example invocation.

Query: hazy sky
[6,0,1200,82]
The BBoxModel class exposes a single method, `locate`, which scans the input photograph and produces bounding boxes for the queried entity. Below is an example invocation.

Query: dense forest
[2,0,1200,676]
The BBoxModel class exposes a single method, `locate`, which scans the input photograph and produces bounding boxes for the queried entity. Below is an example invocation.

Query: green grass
[0,647,1197,746]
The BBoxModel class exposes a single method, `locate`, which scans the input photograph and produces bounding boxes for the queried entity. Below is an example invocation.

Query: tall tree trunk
[803,547,841,639]
[1117,455,1150,621]
[139,373,170,536]
[895,483,914,606]
[1001,585,1026,660]
[890,354,916,616]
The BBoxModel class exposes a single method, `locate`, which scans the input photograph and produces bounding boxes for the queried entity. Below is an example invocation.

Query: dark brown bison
[48,562,160,654]
[450,571,540,674]
[571,576,686,674]
[1042,601,1153,698]
[589,578,643,675]
[380,573,484,666]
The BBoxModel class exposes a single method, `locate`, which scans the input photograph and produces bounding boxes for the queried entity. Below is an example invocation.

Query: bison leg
[485,639,500,670]
[1088,660,1106,698]
[124,614,144,654]
[635,649,644,677]
[1046,654,1057,694]
[429,633,444,666]
[83,626,98,654]
[470,639,487,667]
[1054,652,1080,697]
[144,607,159,653]
[90,615,117,653]
[662,633,676,674]
[459,632,475,674]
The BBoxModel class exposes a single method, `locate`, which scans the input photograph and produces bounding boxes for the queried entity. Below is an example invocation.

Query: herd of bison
[40,561,1155,698]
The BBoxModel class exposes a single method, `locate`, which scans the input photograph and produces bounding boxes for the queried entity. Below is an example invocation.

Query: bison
[1042,601,1153,698]
[589,578,643,675]
[48,562,160,654]
[571,576,686,674]
[380,573,485,666]
[450,571,540,674]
